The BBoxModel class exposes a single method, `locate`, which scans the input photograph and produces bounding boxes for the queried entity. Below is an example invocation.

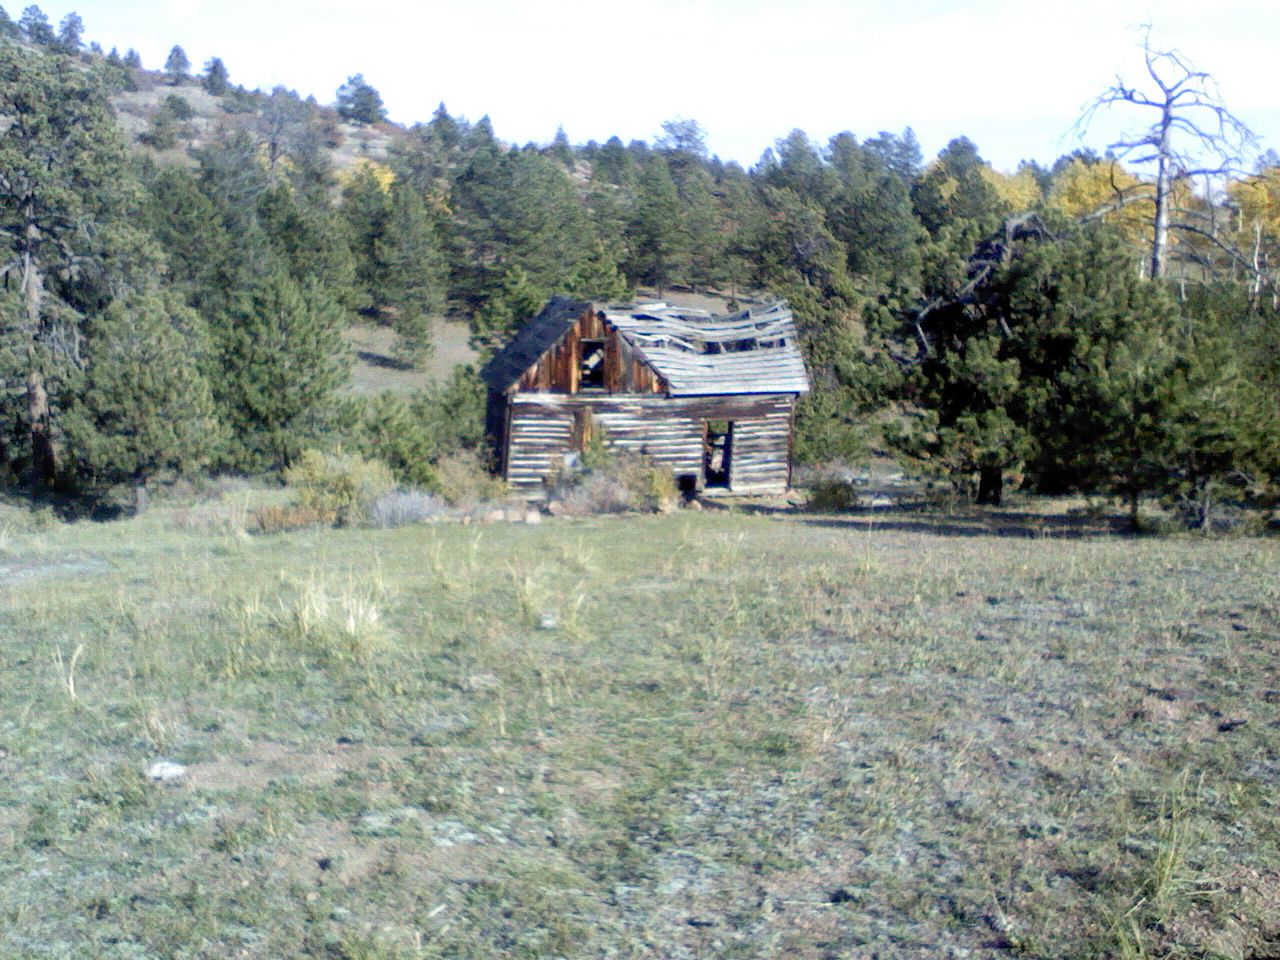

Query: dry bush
[433,450,508,510]
[807,478,861,512]
[367,489,446,528]
[284,449,395,526]
[250,503,336,534]
[558,452,678,516]
[560,470,633,516]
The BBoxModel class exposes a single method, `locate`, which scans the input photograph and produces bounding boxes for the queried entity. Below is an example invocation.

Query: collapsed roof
[482,298,810,397]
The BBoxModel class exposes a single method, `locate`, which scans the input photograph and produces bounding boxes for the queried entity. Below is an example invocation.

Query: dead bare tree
[1074,25,1258,280]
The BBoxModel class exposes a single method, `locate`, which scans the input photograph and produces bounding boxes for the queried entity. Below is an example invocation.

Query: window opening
[580,339,606,390]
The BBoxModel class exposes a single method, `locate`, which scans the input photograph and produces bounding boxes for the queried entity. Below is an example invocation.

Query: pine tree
[202,56,230,95]
[378,182,446,365]
[257,182,362,311]
[625,159,685,292]
[471,265,548,350]
[18,5,52,44]
[100,46,135,92]
[63,290,222,503]
[550,126,573,168]
[593,136,636,187]
[217,269,349,471]
[164,44,189,85]
[142,166,235,311]
[123,48,141,69]
[0,6,18,38]
[55,11,82,52]
[896,224,1183,507]
[825,131,924,292]
[335,74,387,125]
[340,163,392,309]
[0,44,135,482]
[912,138,1009,300]
[451,147,600,316]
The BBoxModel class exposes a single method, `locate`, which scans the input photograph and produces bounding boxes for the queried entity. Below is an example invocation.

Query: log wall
[501,394,796,498]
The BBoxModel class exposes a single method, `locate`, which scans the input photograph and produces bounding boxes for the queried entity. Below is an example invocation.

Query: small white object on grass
[146,760,187,782]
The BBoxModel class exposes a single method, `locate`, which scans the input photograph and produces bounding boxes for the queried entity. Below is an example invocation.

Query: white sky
[43,0,1280,172]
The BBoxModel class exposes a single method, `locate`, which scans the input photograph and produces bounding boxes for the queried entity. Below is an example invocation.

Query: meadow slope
[1,502,1278,958]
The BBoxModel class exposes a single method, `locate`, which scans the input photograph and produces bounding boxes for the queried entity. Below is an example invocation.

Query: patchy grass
[0,500,1278,958]
[346,321,477,396]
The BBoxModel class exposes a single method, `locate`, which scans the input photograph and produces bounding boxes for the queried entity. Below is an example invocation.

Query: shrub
[558,451,678,516]
[808,478,860,512]
[283,449,394,526]
[222,87,260,114]
[561,470,632,516]
[367,489,445,528]
[434,449,507,510]
[138,113,176,149]
[250,503,336,534]
[640,460,678,511]
[162,93,195,120]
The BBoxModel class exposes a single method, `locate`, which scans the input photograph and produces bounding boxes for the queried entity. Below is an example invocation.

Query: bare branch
[1167,219,1266,279]
[1071,25,1259,278]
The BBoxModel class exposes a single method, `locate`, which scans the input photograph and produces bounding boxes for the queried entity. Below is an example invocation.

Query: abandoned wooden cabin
[481,297,810,498]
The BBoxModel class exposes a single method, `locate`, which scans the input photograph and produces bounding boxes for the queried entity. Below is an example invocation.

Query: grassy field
[346,321,478,397]
[1,496,1278,959]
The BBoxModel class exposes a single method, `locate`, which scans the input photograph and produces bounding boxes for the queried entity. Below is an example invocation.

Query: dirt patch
[0,556,109,587]
[184,740,411,792]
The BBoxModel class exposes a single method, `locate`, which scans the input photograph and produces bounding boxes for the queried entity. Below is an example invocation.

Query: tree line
[1,8,1277,525]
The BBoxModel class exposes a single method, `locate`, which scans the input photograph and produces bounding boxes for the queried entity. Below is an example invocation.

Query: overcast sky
[45,0,1280,172]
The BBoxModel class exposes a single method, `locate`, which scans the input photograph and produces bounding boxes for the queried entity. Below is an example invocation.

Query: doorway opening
[703,420,733,488]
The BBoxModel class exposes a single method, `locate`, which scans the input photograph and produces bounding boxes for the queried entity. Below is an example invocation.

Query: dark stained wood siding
[514,310,666,396]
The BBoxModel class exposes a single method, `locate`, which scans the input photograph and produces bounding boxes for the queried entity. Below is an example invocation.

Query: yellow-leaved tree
[1226,165,1280,295]
[980,165,1042,215]
[1047,159,1150,247]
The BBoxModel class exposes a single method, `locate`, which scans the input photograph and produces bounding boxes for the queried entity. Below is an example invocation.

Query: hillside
[109,69,397,177]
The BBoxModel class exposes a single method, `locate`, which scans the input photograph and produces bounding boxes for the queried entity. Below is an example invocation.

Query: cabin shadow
[730,501,1136,539]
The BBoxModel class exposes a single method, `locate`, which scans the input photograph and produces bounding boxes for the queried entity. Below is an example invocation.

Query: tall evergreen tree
[217,269,349,471]
[64,289,222,502]
[55,11,82,52]
[258,181,361,310]
[624,159,685,292]
[340,163,393,309]
[912,138,1010,300]
[550,126,573,168]
[164,44,189,85]
[825,131,924,292]
[0,45,134,481]
[202,56,230,95]
[378,182,446,365]
[895,224,1183,507]
[18,4,52,44]
[0,6,18,38]
[335,74,387,125]
[451,146,600,317]
[593,136,636,187]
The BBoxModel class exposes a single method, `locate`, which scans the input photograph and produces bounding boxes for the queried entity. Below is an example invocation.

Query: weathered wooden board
[502,394,795,497]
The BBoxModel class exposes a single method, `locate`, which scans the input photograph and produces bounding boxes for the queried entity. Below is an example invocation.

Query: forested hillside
[1,7,1277,525]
